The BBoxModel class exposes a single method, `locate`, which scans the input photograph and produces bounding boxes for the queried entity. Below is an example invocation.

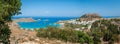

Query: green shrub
[0,24,11,43]
[91,19,120,43]
[36,26,93,43]
[0,0,21,43]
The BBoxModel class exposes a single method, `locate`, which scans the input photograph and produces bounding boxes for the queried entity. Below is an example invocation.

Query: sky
[15,0,120,17]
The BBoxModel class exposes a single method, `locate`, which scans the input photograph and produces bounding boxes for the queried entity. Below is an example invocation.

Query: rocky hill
[79,13,102,21]
[80,13,102,18]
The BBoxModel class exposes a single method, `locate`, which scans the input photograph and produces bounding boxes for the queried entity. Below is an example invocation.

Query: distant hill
[80,13,102,18]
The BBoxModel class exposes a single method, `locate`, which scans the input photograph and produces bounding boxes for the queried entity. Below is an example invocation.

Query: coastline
[13,18,38,30]
[57,17,120,31]
[9,17,120,44]
[8,18,37,44]
[15,17,67,30]
[13,17,120,30]
[9,18,76,44]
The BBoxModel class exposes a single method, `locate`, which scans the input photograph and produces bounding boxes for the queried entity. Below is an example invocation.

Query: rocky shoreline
[12,18,37,30]
[13,18,35,22]
[8,18,37,44]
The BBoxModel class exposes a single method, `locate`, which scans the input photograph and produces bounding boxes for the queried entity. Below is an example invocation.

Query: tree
[91,29,102,44]
[0,24,11,43]
[103,30,112,41]
[0,0,21,21]
[93,36,101,44]
[82,35,93,44]
[0,0,21,43]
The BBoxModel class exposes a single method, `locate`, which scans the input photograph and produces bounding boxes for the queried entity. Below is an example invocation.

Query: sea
[12,16,120,29]
[12,17,78,29]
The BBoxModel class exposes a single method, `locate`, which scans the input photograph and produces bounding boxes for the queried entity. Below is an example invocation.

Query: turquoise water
[12,17,78,29]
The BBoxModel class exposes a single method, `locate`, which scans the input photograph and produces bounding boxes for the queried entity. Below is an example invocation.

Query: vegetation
[64,23,88,29]
[0,0,21,43]
[0,0,119,44]
[36,26,93,44]
[0,24,11,43]
[64,23,81,29]
[91,19,120,44]
[36,18,120,44]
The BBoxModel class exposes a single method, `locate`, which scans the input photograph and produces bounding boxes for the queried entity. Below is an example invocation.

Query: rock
[80,13,102,18]
[34,38,40,42]
[14,18,34,22]
[80,13,102,21]
[18,41,39,44]
[29,36,35,41]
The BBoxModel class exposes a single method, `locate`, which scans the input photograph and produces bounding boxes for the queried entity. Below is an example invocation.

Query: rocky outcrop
[80,13,102,21]
[80,13,102,18]
[14,18,34,22]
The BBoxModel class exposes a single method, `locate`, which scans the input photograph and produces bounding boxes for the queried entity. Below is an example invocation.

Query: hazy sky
[15,0,120,17]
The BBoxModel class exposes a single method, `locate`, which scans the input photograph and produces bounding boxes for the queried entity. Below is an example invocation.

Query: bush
[0,24,11,43]
[91,19,120,43]
[0,0,21,43]
[36,26,93,43]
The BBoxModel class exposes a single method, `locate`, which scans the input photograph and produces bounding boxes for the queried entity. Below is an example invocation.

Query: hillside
[79,13,102,21]
[80,13,102,18]
[90,18,120,44]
